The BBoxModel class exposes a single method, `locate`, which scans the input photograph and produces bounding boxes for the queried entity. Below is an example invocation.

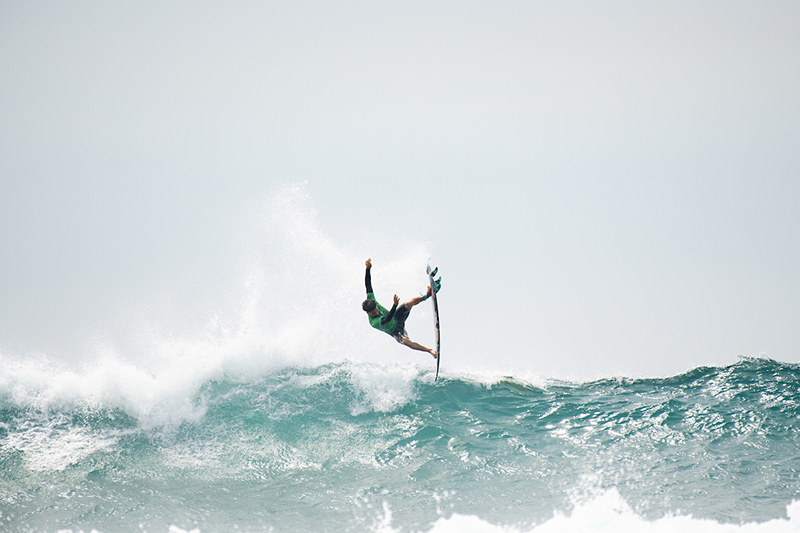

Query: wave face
[2,357,800,532]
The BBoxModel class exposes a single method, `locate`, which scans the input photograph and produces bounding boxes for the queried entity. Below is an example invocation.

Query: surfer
[362,258,437,359]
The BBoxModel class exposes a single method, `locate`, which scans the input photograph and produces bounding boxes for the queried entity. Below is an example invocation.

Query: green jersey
[366,293,398,335]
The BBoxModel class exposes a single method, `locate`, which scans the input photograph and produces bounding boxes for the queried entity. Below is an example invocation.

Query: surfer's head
[362,299,379,316]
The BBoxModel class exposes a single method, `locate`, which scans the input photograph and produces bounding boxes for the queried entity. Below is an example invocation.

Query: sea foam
[414,490,800,533]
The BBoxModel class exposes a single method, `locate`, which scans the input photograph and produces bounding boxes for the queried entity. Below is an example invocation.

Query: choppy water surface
[2,357,800,532]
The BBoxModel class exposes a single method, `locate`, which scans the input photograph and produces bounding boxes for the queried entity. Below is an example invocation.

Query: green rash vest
[366,292,399,335]
[365,267,400,335]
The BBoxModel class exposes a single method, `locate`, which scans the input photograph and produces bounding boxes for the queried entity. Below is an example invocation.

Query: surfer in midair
[362,258,437,359]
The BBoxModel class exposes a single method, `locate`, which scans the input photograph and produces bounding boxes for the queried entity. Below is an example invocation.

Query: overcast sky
[1,1,798,379]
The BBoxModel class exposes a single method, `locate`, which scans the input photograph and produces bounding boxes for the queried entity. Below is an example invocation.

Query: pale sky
[1,1,799,379]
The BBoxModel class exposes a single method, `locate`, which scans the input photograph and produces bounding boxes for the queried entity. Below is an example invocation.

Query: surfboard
[427,264,441,381]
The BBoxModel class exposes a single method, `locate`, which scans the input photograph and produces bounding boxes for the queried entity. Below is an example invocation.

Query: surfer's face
[367,308,381,318]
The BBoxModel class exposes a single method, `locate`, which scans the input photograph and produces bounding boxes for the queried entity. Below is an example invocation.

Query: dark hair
[362,299,377,313]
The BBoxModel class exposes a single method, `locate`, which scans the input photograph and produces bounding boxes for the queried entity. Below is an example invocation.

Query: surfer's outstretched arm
[365,258,374,294]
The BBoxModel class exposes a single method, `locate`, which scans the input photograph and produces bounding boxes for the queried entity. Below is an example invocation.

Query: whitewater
[1,186,799,532]
[2,357,800,533]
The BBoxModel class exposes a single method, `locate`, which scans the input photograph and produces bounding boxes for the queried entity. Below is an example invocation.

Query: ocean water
[1,186,798,531]
[2,356,800,533]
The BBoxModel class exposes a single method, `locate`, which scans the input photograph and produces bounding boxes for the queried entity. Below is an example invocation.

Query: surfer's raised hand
[365,258,372,269]
[393,294,399,306]
[426,286,433,298]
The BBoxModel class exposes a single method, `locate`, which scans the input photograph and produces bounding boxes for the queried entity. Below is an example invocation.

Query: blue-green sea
[2,357,800,532]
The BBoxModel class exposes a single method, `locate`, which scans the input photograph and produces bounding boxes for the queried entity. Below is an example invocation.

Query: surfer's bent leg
[390,308,434,357]
[403,286,432,309]
[399,337,437,358]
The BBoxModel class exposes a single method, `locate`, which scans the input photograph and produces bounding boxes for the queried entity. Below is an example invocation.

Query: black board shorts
[390,304,411,343]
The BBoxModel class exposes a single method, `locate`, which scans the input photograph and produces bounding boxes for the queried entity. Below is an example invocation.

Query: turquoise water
[2,357,800,532]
